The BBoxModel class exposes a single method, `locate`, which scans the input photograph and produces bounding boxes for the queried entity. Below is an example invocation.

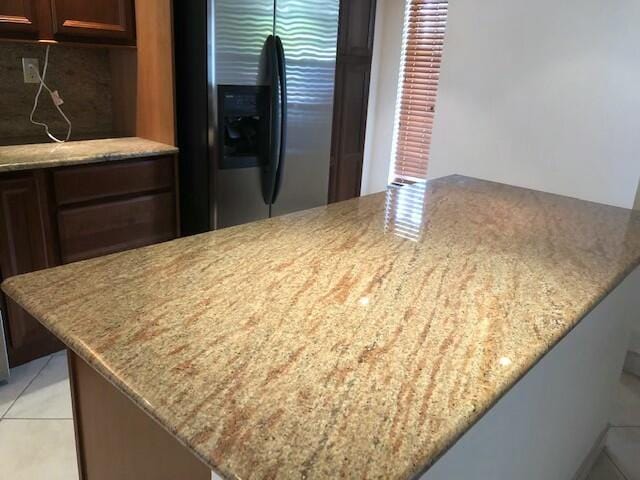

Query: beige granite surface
[3,175,640,479]
[0,137,178,172]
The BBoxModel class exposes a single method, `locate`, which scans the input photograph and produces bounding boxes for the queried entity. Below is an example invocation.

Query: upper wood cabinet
[0,0,40,38]
[50,0,135,45]
[0,0,136,45]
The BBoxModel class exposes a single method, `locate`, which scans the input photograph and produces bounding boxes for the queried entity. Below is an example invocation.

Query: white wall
[360,0,406,195]
[428,0,640,209]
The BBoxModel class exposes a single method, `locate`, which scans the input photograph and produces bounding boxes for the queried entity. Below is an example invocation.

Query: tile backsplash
[0,43,115,145]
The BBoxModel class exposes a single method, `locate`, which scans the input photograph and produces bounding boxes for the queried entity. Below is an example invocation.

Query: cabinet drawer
[53,157,175,206]
[57,192,176,264]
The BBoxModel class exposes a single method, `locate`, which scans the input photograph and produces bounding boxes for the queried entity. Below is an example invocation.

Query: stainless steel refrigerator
[174,0,339,234]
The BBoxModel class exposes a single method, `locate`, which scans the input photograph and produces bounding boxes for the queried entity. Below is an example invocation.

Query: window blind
[391,0,448,184]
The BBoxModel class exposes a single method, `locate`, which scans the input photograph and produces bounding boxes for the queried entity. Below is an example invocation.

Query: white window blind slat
[390,0,448,184]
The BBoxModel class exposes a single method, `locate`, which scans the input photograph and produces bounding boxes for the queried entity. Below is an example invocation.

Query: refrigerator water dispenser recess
[217,85,271,169]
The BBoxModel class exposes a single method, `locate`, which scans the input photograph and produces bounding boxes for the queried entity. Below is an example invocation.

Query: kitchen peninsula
[3,175,640,479]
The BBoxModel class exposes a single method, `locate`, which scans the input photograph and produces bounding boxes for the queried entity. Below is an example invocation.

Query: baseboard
[571,427,608,480]
[623,350,640,377]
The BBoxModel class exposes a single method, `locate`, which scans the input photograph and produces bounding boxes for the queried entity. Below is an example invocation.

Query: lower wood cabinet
[0,173,62,365]
[58,192,176,263]
[0,155,179,366]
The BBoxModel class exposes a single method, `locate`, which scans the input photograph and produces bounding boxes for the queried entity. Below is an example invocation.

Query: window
[390,0,448,184]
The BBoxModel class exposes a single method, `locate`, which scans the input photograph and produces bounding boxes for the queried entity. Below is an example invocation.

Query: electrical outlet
[22,58,40,84]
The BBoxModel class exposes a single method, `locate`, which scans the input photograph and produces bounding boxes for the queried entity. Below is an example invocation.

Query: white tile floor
[0,351,79,480]
[584,372,640,480]
[0,353,638,479]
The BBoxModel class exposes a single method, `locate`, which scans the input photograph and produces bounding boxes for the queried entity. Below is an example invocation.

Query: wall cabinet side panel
[135,0,176,145]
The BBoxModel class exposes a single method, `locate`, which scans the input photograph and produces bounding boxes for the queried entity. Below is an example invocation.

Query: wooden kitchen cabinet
[57,192,176,263]
[0,155,178,366]
[0,0,40,39]
[0,0,136,45]
[0,173,63,366]
[50,0,135,44]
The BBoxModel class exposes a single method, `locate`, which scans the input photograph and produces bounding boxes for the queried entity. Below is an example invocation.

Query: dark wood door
[0,0,39,38]
[0,174,62,366]
[329,0,377,203]
[50,0,135,44]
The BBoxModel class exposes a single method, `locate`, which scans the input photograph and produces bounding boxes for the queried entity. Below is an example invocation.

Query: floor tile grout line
[1,354,55,420]
[603,449,629,480]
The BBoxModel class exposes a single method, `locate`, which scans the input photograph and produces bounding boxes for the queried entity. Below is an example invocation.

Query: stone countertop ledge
[0,137,178,172]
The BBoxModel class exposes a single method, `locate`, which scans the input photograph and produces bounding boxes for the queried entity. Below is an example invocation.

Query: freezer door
[213,0,275,85]
[211,0,275,228]
[271,0,339,217]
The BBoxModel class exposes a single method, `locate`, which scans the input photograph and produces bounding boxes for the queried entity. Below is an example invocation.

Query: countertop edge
[0,137,179,173]
[3,258,640,480]
[1,275,226,478]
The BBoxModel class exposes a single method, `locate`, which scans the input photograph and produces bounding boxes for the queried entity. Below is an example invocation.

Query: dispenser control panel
[217,85,271,169]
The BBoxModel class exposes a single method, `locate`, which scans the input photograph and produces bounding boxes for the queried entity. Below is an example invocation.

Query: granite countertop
[3,175,640,479]
[0,137,178,172]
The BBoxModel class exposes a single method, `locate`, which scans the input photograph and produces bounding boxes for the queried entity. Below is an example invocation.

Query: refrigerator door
[212,0,275,229]
[271,0,339,217]
[212,0,274,85]
[216,168,271,228]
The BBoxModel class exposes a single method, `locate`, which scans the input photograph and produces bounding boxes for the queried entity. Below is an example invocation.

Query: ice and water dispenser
[217,85,271,169]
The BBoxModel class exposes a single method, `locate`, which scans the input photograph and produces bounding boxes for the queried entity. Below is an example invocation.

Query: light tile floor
[586,372,640,480]
[0,351,79,480]
[0,353,638,479]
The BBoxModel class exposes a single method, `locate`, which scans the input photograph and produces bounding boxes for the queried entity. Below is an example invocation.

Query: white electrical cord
[29,45,72,143]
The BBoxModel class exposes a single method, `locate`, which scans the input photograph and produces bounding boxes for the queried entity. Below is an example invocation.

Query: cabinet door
[50,0,135,44]
[0,174,62,366]
[0,0,39,38]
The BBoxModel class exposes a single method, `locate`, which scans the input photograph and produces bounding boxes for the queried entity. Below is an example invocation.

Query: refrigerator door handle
[271,35,288,204]
[262,34,281,205]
